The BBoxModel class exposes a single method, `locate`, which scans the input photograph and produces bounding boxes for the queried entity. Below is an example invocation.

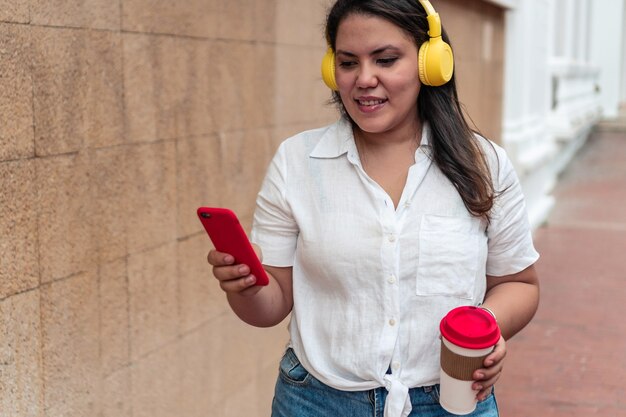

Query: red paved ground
[496,127,626,416]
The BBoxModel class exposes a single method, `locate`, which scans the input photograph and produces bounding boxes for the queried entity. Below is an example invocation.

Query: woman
[208,0,540,416]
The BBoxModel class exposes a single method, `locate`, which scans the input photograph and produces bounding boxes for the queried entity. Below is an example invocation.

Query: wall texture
[0,1,335,416]
[0,1,504,416]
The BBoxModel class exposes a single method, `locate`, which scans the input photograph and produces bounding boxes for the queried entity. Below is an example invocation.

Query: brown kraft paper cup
[439,306,500,415]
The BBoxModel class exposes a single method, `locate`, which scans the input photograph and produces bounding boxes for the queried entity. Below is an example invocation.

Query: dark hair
[325,0,495,219]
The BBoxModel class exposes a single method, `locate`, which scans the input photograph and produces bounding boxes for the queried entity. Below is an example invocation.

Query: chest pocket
[416,215,480,299]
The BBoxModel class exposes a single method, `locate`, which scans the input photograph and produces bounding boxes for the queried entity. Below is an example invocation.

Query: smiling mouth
[356,98,387,106]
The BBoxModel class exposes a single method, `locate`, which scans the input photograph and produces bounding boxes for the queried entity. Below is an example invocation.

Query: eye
[377,57,398,66]
[338,60,357,68]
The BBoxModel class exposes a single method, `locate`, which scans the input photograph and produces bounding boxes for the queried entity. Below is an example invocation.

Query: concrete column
[621,0,626,105]
[589,0,625,117]
[564,0,576,61]
[501,0,557,228]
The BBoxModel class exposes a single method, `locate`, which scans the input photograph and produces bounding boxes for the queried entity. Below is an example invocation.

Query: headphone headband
[418,0,436,15]
[418,0,442,38]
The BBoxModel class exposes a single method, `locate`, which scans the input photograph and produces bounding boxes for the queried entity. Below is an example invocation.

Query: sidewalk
[496,116,626,416]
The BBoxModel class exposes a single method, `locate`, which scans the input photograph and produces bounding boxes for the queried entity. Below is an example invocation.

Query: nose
[355,63,378,88]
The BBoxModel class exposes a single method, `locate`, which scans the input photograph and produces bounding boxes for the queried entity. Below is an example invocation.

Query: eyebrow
[336,45,402,57]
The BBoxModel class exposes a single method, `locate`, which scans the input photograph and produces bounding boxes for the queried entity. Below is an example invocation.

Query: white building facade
[494,0,625,228]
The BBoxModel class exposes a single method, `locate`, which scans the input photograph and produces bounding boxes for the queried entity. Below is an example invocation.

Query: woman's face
[335,13,421,138]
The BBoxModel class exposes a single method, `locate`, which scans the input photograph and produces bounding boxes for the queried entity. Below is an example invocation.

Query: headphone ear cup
[418,37,454,87]
[418,42,430,86]
[321,47,339,91]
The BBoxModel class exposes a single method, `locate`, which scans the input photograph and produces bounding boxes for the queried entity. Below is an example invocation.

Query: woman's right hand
[207,249,264,297]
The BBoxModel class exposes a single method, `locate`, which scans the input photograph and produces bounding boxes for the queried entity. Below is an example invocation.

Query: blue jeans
[272,348,499,417]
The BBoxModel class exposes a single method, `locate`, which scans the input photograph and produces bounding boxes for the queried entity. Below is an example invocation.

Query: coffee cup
[439,306,500,415]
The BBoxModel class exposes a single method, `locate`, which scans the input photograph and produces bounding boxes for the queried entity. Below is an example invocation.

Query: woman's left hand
[472,335,506,401]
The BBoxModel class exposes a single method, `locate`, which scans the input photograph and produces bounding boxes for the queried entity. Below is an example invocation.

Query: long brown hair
[325,0,495,219]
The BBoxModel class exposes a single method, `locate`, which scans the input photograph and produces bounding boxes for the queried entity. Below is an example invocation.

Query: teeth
[359,99,384,106]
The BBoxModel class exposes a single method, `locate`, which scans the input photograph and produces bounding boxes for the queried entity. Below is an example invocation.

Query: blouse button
[389,318,396,326]
[388,234,396,243]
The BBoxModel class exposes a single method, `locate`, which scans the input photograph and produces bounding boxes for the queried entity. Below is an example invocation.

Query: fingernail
[238,265,249,274]
[245,275,256,284]
[224,255,234,264]
[476,372,485,379]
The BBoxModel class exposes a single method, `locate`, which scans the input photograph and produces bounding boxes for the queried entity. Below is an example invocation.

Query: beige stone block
[128,244,178,360]
[31,27,84,156]
[218,0,254,41]
[275,0,329,46]
[254,43,278,128]
[211,40,261,132]
[0,1,29,23]
[40,271,100,417]
[254,321,289,372]
[309,52,340,126]
[0,23,34,161]
[212,314,284,401]
[0,160,38,298]
[255,362,282,413]
[220,377,263,417]
[36,153,95,283]
[274,44,329,127]
[99,259,130,377]
[207,313,288,416]
[209,40,286,132]
[176,134,223,238]
[177,311,287,416]
[125,141,177,254]
[30,0,120,29]
[218,128,273,226]
[31,27,124,155]
[253,0,278,43]
[213,314,257,388]
[0,290,44,417]
[216,321,289,417]
[88,146,129,263]
[220,363,278,416]
[131,343,181,417]
[123,33,214,143]
[177,325,222,417]
[81,31,124,150]
[177,234,229,333]
[101,367,132,417]
[122,0,219,38]
[491,17,505,65]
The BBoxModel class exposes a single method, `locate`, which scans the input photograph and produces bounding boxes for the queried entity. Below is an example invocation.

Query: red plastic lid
[440,306,501,349]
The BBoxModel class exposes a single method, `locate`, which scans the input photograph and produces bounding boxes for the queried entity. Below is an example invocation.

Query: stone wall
[0,1,508,416]
[0,1,335,416]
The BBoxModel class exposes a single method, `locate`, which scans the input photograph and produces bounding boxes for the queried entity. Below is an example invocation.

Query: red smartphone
[197,207,269,286]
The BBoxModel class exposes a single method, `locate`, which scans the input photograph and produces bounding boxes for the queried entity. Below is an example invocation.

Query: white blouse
[251,119,539,417]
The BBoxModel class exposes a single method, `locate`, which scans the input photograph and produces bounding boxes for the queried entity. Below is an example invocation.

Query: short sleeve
[486,146,540,276]
[251,143,299,267]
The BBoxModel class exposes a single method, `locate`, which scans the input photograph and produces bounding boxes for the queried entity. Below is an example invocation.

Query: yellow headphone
[321,0,454,90]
